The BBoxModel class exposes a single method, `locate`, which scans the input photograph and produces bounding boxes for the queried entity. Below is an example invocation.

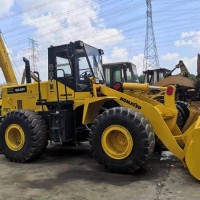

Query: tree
[138,74,145,83]
[189,74,196,81]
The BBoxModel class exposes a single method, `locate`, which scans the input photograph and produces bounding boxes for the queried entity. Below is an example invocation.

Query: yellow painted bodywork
[1,79,200,180]
[184,117,200,180]
[93,85,184,160]
[82,83,200,180]
[101,125,133,160]
[82,96,116,124]
[1,80,92,116]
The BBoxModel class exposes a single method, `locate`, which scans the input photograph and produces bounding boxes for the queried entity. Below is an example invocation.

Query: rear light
[166,86,174,95]
[113,82,122,91]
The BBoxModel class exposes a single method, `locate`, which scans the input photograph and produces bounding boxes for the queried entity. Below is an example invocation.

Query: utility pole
[28,38,39,71]
[143,0,160,71]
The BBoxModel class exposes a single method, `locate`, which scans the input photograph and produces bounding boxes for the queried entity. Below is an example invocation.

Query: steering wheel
[80,71,91,78]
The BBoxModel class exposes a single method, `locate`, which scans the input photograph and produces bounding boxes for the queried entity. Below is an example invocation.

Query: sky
[0,0,200,82]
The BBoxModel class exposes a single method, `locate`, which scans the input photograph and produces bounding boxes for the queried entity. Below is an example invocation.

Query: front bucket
[185,118,200,180]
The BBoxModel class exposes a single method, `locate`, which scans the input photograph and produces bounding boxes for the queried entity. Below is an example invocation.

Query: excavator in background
[0,33,19,117]
[144,60,193,87]
[0,33,40,86]
[0,33,18,86]
[194,54,200,92]
[143,56,200,102]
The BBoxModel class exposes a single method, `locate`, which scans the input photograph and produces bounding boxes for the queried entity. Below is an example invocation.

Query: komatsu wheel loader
[0,41,200,181]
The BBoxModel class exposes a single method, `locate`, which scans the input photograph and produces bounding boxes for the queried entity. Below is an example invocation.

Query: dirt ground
[0,143,199,200]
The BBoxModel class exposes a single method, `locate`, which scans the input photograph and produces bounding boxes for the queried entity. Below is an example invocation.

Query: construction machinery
[102,62,189,130]
[143,60,191,85]
[0,41,200,181]
[0,33,19,119]
[143,59,200,102]
[0,34,18,85]
[103,62,138,87]
[143,68,170,85]
[0,33,40,86]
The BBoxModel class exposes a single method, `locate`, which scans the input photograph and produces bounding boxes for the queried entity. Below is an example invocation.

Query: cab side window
[56,56,71,78]
[113,67,122,83]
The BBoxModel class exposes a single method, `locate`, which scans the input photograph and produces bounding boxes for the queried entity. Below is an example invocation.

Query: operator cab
[103,62,139,87]
[48,41,105,91]
[143,68,170,85]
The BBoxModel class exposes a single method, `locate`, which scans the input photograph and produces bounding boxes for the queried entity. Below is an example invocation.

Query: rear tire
[0,110,48,162]
[89,107,155,173]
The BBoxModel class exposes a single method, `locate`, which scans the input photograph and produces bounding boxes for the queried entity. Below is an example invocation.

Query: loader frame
[0,40,200,180]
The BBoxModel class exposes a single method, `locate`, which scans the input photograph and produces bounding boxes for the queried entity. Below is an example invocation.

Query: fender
[82,97,116,124]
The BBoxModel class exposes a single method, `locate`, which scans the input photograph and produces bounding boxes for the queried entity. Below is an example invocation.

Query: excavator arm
[165,60,190,78]
[197,54,200,77]
[0,34,18,84]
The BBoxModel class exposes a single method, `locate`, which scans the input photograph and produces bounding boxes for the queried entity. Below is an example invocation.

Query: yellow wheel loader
[102,62,139,87]
[0,41,200,180]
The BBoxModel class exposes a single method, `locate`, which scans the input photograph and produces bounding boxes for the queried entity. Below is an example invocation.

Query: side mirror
[57,69,65,78]
[98,49,104,55]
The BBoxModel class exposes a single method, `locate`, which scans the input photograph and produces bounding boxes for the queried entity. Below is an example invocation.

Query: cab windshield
[129,64,139,82]
[84,44,105,83]
[74,43,105,91]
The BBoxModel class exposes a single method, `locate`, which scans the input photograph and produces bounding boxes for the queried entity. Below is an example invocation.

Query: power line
[3,0,196,36]
[4,0,198,49]
[0,0,57,21]
[3,1,143,46]
[3,0,110,34]
[2,1,200,63]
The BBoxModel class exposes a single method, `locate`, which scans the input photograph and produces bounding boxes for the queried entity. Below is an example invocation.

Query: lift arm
[83,83,200,180]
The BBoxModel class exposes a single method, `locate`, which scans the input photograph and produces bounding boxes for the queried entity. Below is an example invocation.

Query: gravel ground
[0,143,199,200]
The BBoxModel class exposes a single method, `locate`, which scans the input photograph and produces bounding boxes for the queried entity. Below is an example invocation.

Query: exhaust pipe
[23,57,31,83]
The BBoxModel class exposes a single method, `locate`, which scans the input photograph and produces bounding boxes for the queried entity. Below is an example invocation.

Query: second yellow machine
[0,41,200,180]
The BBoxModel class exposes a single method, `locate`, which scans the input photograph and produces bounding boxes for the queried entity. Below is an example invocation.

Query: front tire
[0,110,48,162]
[89,107,155,173]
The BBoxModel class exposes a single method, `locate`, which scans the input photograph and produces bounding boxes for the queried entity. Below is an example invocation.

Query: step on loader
[0,41,200,180]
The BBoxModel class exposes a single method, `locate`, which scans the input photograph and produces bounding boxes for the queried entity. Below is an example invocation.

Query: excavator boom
[197,54,200,76]
[0,34,18,84]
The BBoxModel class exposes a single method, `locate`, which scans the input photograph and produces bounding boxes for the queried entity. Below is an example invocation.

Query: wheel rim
[101,125,133,160]
[5,124,25,151]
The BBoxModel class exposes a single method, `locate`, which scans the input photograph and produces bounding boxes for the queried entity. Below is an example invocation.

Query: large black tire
[0,110,48,162]
[0,123,2,153]
[154,101,189,152]
[176,101,189,130]
[89,107,155,174]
